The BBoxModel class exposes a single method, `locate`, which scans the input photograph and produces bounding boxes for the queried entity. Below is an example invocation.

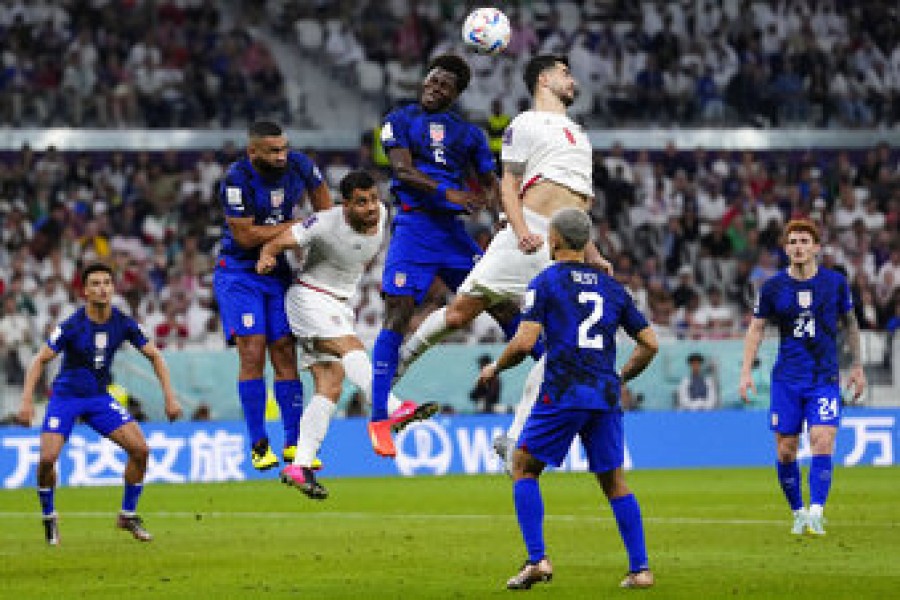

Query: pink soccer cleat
[280,464,328,500]
[387,400,440,433]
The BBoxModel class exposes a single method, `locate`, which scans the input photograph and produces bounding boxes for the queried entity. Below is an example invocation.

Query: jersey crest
[94,332,108,350]
[271,188,284,207]
[429,122,445,144]
[797,290,812,308]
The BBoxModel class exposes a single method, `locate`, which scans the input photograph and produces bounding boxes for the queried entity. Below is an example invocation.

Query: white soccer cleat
[493,433,515,477]
[806,513,826,536]
[620,569,655,589]
[791,508,808,535]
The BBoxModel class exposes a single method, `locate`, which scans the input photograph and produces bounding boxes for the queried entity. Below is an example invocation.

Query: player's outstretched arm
[256,227,302,274]
[620,326,659,383]
[838,310,867,402]
[739,317,766,402]
[139,341,183,422]
[226,216,295,250]
[16,345,57,426]
[478,321,542,385]
[500,163,542,253]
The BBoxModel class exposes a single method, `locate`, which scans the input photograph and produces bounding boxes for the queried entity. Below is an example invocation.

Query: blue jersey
[380,103,495,213]
[754,267,852,385]
[47,307,148,398]
[522,262,649,410]
[217,151,324,280]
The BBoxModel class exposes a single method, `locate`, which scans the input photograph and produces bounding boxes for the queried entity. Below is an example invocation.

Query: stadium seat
[356,61,385,100]
[295,19,324,52]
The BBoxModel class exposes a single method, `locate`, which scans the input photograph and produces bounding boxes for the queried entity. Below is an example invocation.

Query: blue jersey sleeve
[220,171,252,218]
[289,151,324,191]
[380,109,411,152]
[521,275,548,325]
[754,280,773,319]
[46,321,70,354]
[468,124,496,175]
[837,274,853,315]
[124,316,150,349]
[620,290,650,337]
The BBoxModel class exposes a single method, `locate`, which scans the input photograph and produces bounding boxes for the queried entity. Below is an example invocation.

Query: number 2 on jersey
[577,292,604,349]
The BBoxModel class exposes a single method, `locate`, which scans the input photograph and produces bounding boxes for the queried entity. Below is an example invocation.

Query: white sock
[398,307,453,380]
[809,504,823,517]
[508,357,545,441]
[343,349,404,415]
[295,394,336,467]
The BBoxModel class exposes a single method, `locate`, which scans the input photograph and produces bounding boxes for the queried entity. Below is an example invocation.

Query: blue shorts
[42,394,134,439]
[382,212,482,303]
[769,379,842,434]
[518,402,624,473]
[214,268,292,344]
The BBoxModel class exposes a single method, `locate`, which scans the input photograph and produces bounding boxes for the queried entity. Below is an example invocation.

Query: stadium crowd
[287,0,900,128]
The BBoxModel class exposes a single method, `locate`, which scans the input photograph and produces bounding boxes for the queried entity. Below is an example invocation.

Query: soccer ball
[462,8,511,55]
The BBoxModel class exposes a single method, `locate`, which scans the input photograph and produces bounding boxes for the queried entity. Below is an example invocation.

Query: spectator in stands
[676,353,718,410]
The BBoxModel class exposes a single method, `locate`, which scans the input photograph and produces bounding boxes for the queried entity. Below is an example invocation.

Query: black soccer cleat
[117,513,153,542]
[43,514,60,546]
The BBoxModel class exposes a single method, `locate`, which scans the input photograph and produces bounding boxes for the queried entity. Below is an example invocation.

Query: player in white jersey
[392,55,612,472]
[256,171,437,499]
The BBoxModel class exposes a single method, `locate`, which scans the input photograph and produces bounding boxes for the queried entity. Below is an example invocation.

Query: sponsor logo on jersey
[797,290,812,308]
[394,272,407,288]
[429,122,445,144]
[226,187,242,206]
[381,122,394,142]
[271,189,284,207]
[242,313,254,328]
[94,332,108,349]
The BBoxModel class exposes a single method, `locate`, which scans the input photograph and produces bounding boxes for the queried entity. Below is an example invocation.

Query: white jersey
[289,204,387,300]
[501,110,593,198]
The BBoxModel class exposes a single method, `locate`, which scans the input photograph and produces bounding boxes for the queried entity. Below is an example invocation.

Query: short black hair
[524,54,568,96]
[687,353,704,364]
[339,170,376,200]
[248,120,283,138]
[82,262,114,283]
[427,54,471,93]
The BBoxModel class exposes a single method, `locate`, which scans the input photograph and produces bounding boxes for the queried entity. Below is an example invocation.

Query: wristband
[435,183,449,202]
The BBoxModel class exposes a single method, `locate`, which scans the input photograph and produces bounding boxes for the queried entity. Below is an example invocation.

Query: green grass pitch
[2,467,898,599]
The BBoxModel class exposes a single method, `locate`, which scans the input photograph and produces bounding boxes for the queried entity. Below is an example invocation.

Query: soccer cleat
[620,569,655,589]
[806,513,826,536]
[282,447,324,471]
[791,509,808,535]
[389,400,440,433]
[368,419,397,457]
[43,514,60,546]
[251,440,279,471]
[280,464,328,500]
[493,433,515,477]
[117,513,153,542]
[506,557,553,590]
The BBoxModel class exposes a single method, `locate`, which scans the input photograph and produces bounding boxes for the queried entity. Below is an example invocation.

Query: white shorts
[458,207,551,305]
[286,283,355,368]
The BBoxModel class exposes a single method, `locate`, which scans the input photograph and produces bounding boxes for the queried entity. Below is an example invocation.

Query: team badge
[271,189,284,207]
[429,122,445,144]
[226,187,242,206]
[797,290,812,308]
[242,313,255,328]
[94,332,108,350]
[394,272,407,287]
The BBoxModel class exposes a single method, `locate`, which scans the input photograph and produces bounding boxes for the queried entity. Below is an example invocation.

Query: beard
[252,158,287,179]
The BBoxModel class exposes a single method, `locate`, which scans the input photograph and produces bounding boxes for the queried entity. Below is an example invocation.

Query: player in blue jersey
[16,263,182,545]
[477,209,658,590]
[740,219,865,536]
[368,54,510,456]
[214,121,332,470]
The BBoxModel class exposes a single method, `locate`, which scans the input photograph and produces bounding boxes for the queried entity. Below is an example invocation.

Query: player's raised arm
[619,326,659,383]
[838,310,867,401]
[16,345,58,426]
[739,316,767,402]
[137,340,182,422]
[225,215,295,250]
[387,147,482,210]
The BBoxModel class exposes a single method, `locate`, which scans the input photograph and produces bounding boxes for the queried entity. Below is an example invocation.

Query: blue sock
[610,494,649,573]
[238,378,268,446]
[371,329,402,421]
[121,483,143,513]
[776,460,803,511]
[513,478,545,563]
[501,314,545,360]
[38,488,55,516]
[809,455,833,507]
[274,379,304,448]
